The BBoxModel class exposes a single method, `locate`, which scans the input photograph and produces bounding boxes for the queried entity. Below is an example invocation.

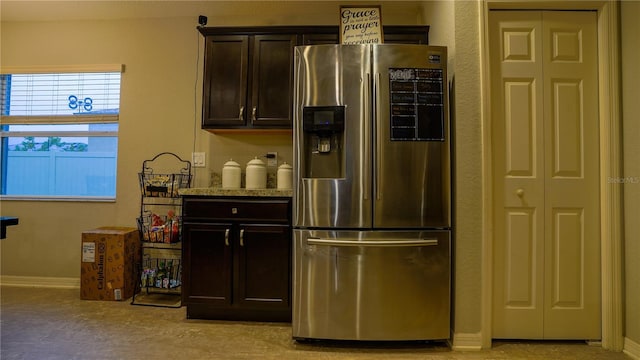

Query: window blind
[0,65,123,124]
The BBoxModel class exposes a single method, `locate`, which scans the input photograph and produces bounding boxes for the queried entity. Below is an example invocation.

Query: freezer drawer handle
[306,238,438,247]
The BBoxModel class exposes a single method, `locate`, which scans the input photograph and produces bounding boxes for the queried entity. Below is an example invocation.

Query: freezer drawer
[293,229,450,341]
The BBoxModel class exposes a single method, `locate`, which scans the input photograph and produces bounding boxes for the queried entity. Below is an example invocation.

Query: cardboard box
[80,227,140,301]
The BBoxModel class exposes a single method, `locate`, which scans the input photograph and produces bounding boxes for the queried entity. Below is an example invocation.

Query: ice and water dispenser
[302,106,345,179]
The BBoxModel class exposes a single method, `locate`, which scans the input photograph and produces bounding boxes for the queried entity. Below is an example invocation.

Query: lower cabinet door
[235,224,291,310]
[183,222,233,306]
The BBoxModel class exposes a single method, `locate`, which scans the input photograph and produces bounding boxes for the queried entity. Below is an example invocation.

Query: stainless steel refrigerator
[292,44,451,341]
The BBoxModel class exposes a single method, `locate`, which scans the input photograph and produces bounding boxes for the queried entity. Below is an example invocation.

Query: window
[0,65,122,200]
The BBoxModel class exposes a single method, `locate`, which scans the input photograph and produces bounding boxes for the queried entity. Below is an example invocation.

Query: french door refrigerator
[292,44,451,341]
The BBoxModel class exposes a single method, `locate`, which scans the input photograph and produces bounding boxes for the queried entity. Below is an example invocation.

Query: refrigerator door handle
[306,238,438,247]
[373,72,382,201]
[363,73,371,200]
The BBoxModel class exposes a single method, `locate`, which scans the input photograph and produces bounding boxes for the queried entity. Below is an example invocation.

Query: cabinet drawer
[183,198,290,223]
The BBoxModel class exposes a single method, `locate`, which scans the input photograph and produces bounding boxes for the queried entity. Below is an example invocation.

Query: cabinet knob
[516,188,525,197]
[231,207,238,214]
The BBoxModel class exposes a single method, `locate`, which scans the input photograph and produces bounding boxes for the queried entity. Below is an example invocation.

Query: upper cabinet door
[202,35,249,127]
[383,33,428,44]
[301,33,339,45]
[382,26,429,44]
[301,26,429,46]
[250,34,297,128]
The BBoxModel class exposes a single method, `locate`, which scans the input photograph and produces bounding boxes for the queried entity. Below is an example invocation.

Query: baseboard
[0,275,80,289]
[624,337,640,360]
[451,332,483,351]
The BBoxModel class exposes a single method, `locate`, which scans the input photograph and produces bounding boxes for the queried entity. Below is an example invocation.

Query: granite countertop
[179,187,292,197]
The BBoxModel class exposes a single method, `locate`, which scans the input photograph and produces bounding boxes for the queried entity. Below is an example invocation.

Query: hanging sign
[339,5,383,45]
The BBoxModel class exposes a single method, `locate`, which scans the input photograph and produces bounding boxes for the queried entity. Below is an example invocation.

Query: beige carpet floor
[0,286,631,360]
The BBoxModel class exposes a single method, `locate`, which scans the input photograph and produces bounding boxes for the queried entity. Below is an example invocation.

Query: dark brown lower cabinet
[182,197,291,322]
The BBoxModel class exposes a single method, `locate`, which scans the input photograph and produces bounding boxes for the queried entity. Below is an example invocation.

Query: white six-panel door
[490,10,601,339]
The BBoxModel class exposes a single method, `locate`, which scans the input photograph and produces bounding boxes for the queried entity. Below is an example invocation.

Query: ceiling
[0,1,425,22]
[1,1,246,22]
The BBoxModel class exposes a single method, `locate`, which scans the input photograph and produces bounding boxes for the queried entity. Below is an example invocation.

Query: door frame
[480,0,623,350]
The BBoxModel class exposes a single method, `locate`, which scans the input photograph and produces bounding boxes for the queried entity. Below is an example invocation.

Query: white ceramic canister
[221,159,241,189]
[277,162,293,190]
[245,157,267,189]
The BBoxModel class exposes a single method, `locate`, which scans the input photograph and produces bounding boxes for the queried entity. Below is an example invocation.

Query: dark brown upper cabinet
[199,26,429,131]
[201,34,296,130]
[300,33,339,45]
[301,25,429,45]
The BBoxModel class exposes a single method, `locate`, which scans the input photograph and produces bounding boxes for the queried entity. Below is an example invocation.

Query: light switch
[192,152,205,167]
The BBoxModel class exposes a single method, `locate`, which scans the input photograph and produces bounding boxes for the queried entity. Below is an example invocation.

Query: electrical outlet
[267,152,278,167]
[192,152,206,167]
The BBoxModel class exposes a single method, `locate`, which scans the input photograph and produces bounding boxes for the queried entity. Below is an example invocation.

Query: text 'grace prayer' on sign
[340,6,383,45]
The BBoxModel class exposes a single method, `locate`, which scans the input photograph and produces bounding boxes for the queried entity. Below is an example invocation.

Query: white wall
[621,0,640,349]
[450,0,483,340]
[0,1,433,278]
[0,1,459,277]
[0,16,200,278]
